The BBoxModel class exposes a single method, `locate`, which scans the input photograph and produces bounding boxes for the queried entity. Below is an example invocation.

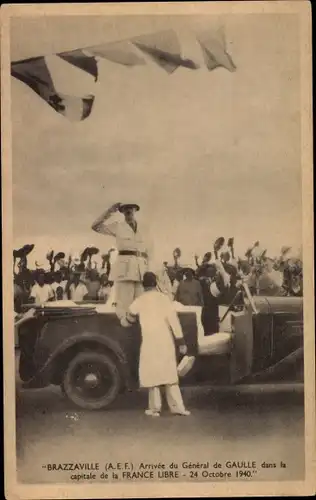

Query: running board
[243,347,304,383]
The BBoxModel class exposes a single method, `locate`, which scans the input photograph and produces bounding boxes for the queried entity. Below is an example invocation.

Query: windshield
[242,282,259,314]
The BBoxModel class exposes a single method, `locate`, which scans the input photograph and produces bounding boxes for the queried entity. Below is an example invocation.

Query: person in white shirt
[68,269,89,302]
[121,272,190,418]
[51,271,68,300]
[98,274,112,303]
[29,270,54,305]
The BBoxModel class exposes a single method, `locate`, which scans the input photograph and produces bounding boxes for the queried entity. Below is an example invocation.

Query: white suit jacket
[95,219,154,282]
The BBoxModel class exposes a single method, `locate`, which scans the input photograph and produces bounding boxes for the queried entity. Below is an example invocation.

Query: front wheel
[62,351,121,410]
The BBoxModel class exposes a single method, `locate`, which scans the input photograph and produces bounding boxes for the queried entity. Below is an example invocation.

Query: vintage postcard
[2,2,315,498]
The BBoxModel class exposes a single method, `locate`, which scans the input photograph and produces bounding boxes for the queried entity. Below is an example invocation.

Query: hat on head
[35,268,46,277]
[182,266,195,275]
[173,247,182,258]
[119,203,140,213]
[142,271,157,288]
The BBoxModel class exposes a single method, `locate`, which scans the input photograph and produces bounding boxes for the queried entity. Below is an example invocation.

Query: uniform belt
[119,250,148,258]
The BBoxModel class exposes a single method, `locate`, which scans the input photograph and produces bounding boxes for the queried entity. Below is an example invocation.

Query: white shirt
[95,217,154,282]
[30,283,54,305]
[51,280,68,300]
[69,282,88,301]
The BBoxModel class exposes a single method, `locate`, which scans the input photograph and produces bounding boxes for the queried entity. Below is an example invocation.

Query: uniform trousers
[115,281,144,320]
[148,384,187,413]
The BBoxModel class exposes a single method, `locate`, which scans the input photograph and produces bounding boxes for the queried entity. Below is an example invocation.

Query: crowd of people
[13,237,303,316]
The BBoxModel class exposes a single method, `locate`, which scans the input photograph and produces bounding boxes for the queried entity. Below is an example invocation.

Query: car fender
[248,346,304,383]
[34,331,132,388]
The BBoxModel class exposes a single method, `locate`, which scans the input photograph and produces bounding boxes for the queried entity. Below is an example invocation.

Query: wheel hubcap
[83,372,100,388]
[71,360,114,401]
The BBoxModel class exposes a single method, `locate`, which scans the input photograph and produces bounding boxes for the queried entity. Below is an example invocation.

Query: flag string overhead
[11,28,236,122]
[57,49,99,81]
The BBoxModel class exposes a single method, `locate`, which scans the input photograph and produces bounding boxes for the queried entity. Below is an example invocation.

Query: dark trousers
[201,304,219,336]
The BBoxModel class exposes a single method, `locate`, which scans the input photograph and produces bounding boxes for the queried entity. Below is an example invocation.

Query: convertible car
[17,284,304,410]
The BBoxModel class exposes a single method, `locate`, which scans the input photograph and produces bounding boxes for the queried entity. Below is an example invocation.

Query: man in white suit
[91,202,153,320]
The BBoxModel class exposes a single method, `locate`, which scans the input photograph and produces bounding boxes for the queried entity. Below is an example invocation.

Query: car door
[177,310,199,356]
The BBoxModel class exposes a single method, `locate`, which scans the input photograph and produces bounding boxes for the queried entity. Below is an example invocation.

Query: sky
[10,14,302,268]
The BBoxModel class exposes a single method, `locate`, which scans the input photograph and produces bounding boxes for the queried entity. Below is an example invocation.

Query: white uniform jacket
[95,218,154,282]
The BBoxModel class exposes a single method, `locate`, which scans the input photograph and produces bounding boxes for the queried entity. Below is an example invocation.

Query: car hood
[251,295,303,315]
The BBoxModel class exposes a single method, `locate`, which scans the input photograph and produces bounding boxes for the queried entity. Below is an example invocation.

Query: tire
[62,351,121,410]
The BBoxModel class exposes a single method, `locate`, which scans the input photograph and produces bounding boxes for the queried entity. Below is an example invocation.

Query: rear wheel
[62,351,121,410]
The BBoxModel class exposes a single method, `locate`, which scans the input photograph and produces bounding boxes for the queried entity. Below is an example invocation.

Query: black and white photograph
[2,2,315,499]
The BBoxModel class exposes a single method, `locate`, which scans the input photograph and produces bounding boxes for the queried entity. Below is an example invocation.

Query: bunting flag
[11,56,95,121]
[197,28,236,72]
[132,30,198,74]
[11,27,236,121]
[58,49,98,81]
[86,40,146,67]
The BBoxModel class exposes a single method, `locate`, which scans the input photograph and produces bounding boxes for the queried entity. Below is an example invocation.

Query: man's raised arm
[91,203,121,236]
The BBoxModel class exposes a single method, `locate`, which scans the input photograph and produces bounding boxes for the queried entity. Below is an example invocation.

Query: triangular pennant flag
[49,92,95,121]
[133,43,177,73]
[197,29,236,72]
[58,49,98,81]
[11,56,55,99]
[132,29,198,74]
[133,29,181,57]
[133,42,198,74]
[11,56,95,121]
[86,40,146,66]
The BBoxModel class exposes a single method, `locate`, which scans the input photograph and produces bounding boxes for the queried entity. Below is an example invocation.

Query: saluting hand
[110,202,122,212]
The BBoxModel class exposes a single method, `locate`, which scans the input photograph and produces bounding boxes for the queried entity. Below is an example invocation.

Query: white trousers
[148,384,186,413]
[114,281,144,320]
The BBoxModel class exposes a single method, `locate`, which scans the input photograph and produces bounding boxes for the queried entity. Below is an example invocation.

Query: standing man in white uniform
[91,202,153,320]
